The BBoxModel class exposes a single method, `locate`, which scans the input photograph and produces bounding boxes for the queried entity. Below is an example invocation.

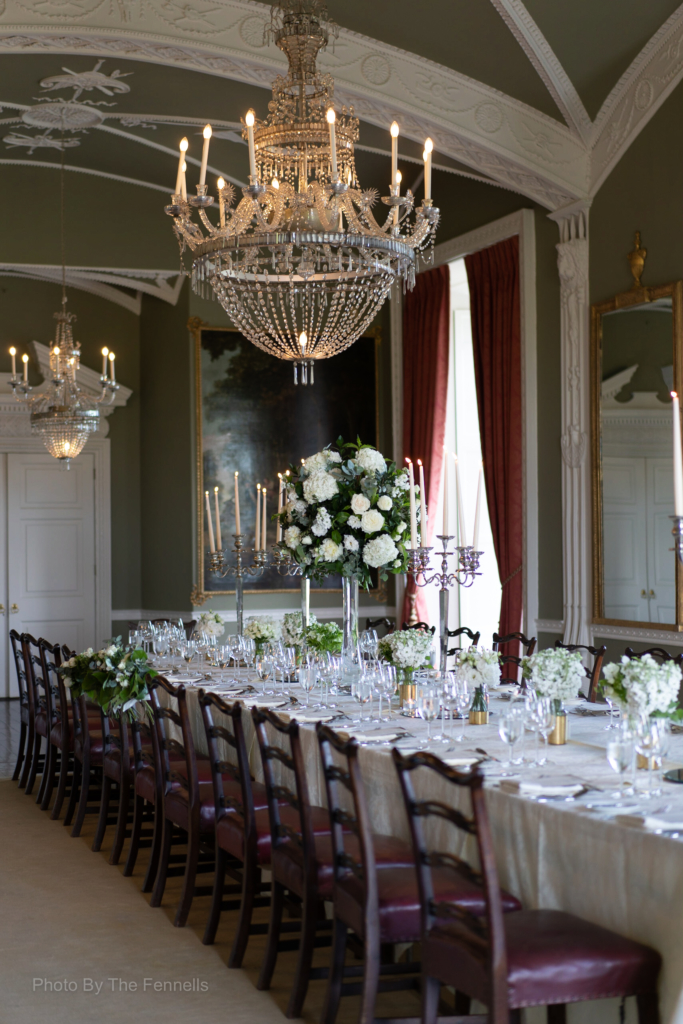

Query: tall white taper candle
[417,459,427,545]
[234,471,241,534]
[175,138,188,194]
[255,484,261,550]
[472,463,483,550]
[407,458,417,549]
[673,392,683,516]
[423,137,433,200]
[454,454,466,546]
[205,490,216,553]
[327,108,338,179]
[245,110,257,180]
[214,486,222,550]
[199,124,211,187]
[390,121,399,187]
[261,488,267,551]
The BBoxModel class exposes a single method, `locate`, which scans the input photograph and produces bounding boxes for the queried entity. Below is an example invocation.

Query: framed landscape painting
[190,318,381,602]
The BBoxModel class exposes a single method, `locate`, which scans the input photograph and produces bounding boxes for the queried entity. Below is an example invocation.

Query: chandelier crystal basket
[165,0,440,384]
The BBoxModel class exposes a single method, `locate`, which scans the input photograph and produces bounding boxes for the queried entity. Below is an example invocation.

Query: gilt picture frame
[190,317,384,604]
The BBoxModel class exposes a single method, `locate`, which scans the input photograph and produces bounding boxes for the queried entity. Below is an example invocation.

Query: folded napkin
[291,712,335,724]
[167,674,204,685]
[615,810,683,831]
[351,730,403,744]
[443,756,480,768]
[239,698,288,710]
[500,774,586,797]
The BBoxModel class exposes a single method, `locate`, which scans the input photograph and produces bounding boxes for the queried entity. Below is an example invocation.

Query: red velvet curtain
[401,263,450,626]
[465,236,523,644]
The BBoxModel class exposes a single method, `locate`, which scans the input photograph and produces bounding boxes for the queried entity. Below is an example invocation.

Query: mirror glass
[600,299,674,623]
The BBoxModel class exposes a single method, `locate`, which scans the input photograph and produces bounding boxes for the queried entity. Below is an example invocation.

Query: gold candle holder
[468,709,489,725]
[548,713,567,745]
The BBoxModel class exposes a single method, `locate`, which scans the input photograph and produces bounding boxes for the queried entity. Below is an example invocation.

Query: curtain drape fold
[465,235,523,644]
[401,263,450,627]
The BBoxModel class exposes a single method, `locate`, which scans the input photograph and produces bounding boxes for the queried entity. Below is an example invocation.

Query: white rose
[363,534,399,568]
[350,493,371,514]
[393,559,401,567]
[377,495,392,511]
[284,525,301,549]
[361,509,384,533]
[396,521,406,533]
[347,515,362,529]
[343,534,359,552]
[302,536,312,545]
[355,447,387,475]
[320,538,343,562]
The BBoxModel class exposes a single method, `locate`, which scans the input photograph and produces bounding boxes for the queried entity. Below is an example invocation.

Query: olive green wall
[0,276,142,614]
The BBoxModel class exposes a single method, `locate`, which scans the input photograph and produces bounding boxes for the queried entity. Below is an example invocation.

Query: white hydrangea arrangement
[522,647,585,703]
[243,615,280,644]
[458,647,501,689]
[276,437,417,589]
[602,654,682,719]
[196,610,224,639]
[59,638,157,718]
[378,628,433,670]
[281,611,318,648]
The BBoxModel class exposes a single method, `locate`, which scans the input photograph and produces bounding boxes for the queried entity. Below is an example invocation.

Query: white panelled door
[7,453,96,679]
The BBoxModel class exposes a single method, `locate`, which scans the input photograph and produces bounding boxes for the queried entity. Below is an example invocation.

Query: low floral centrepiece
[522,647,585,705]
[458,647,501,689]
[602,654,682,720]
[304,621,343,655]
[59,639,157,718]
[378,629,433,670]
[276,437,416,589]
[243,615,280,646]
[281,611,317,648]
[196,610,224,639]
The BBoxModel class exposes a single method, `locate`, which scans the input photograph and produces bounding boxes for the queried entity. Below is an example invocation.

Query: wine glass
[360,629,379,661]
[635,716,666,799]
[417,681,439,746]
[451,676,470,744]
[298,665,316,708]
[180,640,196,669]
[138,620,153,654]
[379,664,396,721]
[256,655,274,696]
[498,708,524,775]
[153,631,169,667]
[533,697,554,766]
[352,670,373,724]
[606,720,635,798]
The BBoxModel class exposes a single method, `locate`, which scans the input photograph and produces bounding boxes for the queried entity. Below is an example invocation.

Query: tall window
[422,258,501,644]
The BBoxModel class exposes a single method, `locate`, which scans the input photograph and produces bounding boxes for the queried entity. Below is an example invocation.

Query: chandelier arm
[197,207,221,237]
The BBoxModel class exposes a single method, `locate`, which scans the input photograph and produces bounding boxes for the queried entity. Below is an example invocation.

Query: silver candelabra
[407,535,482,675]
[208,540,311,632]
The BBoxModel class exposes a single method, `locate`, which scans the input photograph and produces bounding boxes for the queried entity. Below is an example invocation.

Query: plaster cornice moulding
[0,262,184,312]
[0,0,589,209]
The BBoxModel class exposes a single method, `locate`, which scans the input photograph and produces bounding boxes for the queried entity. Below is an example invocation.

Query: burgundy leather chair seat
[74,735,104,761]
[274,831,418,903]
[336,863,522,945]
[216,803,333,865]
[164,778,270,834]
[49,717,101,748]
[424,909,661,1010]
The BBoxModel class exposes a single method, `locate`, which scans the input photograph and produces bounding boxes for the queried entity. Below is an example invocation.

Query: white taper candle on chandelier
[406,458,417,549]
[101,347,108,379]
[673,392,683,516]
[214,486,222,550]
[234,471,241,534]
[473,462,483,550]
[326,108,338,179]
[245,110,257,180]
[205,490,216,553]
[199,124,212,187]
[454,453,466,546]
[180,160,187,201]
[108,352,115,383]
[261,488,267,551]
[175,137,188,195]
[217,177,226,229]
[22,353,28,382]
[9,347,16,377]
[390,121,399,188]
[255,484,261,550]
[423,137,433,201]
[53,346,60,378]
[417,459,427,545]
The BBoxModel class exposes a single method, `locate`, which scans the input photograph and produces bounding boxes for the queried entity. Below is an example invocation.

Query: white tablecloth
[159,673,683,1024]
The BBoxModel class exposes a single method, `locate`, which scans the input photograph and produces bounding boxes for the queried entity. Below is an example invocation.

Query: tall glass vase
[341,577,359,657]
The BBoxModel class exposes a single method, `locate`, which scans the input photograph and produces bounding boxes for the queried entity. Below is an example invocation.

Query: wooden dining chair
[123,693,164,890]
[493,632,536,685]
[36,638,69,815]
[10,629,31,786]
[447,626,481,658]
[66,691,105,837]
[364,617,395,638]
[401,621,437,636]
[22,633,51,800]
[554,641,607,702]
[251,706,338,1019]
[199,690,274,965]
[393,750,661,1024]
[624,646,683,665]
[92,711,137,863]
[316,724,521,1024]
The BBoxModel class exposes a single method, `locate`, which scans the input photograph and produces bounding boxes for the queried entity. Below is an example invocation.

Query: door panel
[8,453,96,660]
[603,458,649,621]
[648,459,676,624]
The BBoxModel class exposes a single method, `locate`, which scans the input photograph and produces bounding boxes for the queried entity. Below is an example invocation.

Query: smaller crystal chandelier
[8,147,119,463]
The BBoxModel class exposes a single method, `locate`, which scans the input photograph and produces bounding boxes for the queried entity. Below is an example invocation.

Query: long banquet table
[157,669,683,1024]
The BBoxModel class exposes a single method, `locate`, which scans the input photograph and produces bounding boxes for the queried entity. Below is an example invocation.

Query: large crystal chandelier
[9,146,119,462]
[165,0,439,383]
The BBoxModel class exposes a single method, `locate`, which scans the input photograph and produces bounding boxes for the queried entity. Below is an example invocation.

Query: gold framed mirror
[591,234,683,630]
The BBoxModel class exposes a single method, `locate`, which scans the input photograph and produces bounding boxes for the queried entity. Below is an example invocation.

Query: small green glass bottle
[468,684,489,725]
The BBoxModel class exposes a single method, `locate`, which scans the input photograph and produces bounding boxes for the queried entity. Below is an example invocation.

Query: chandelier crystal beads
[165,0,439,383]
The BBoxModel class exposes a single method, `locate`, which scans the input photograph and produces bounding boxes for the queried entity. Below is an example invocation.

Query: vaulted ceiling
[1,0,682,303]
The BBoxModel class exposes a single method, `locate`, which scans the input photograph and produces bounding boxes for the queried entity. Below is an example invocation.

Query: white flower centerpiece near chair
[458,647,501,725]
[522,646,586,744]
[276,437,416,659]
[378,627,433,714]
[196,610,225,642]
[243,615,280,654]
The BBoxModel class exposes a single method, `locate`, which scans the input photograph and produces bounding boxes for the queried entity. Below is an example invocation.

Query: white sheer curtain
[423,259,501,646]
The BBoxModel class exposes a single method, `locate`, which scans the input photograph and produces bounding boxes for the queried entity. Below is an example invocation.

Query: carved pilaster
[549,204,592,646]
